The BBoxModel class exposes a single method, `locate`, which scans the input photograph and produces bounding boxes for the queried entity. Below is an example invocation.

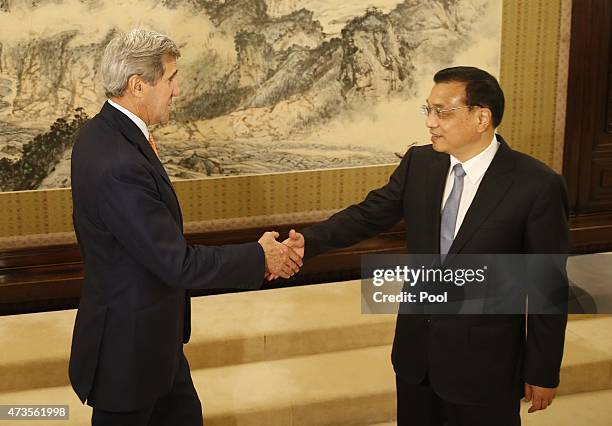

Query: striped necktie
[148,133,159,159]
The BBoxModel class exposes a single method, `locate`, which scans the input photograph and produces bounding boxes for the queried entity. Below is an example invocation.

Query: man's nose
[425,112,438,128]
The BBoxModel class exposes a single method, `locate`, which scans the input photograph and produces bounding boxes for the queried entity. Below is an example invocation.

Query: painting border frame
[0,1,565,241]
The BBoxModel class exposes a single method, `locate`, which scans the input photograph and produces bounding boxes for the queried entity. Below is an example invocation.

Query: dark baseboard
[1,217,610,315]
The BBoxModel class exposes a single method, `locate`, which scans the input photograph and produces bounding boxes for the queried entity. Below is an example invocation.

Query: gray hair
[101,29,181,98]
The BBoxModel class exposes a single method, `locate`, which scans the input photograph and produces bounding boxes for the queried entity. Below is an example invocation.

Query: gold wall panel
[499,0,566,170]
[0,0,569,240]
[0,165,396,239]
[174,165,395,223]
[0,189,73,238]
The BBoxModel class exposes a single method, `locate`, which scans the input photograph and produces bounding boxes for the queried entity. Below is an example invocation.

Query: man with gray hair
[69,28,302,425]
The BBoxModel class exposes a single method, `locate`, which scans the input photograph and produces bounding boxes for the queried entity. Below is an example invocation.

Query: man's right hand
[258,231,303,279]
[265,229,305,281]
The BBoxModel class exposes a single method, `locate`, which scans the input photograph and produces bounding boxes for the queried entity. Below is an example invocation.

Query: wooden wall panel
[564,0,612,215]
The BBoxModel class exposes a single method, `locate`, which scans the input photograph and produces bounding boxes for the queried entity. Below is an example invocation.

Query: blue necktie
[440,164,466,255]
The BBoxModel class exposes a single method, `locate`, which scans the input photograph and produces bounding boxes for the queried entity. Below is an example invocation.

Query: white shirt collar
[107,99,150,141]
[449,135,500,183]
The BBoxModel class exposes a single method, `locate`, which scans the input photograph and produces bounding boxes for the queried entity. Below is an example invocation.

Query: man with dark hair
[280,66,568,425]
[433,66,506,128]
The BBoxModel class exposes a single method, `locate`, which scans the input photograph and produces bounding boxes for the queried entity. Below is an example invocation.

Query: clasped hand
[258,230,304,279]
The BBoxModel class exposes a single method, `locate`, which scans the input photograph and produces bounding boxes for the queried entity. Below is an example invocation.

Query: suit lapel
[99,102,183,229]
[448,137,515,254]
[100,102,175,187]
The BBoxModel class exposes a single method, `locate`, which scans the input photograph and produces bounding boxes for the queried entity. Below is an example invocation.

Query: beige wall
[0,0,571,240]
[499,0,570,172]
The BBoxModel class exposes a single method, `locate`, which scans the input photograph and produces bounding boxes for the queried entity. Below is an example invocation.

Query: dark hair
[433,66,505,128]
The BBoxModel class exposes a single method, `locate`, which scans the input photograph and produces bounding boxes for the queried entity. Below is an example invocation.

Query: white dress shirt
[107,99,150,142]
[441,135,500,237]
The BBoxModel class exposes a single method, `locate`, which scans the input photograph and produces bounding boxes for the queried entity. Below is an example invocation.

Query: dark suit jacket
[69,102,265,411]
[301,136,568,405]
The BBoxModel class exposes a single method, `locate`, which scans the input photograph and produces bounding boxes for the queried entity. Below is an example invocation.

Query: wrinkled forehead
[426,81,467,107]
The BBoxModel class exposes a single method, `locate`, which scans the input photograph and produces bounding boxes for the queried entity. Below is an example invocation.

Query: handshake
[257,229,305,280]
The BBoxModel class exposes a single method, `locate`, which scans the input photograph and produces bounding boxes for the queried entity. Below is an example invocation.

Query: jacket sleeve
[301,148,411,260]
[97,162,265,290]
[523,173,570,388]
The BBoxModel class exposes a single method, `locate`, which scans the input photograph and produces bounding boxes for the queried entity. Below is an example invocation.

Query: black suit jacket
[301,136,568,405]
[69,102,265,411]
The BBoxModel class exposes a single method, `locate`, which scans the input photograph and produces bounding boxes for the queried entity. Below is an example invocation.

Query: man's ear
[127,75,145,98]
[477,107,492,132]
